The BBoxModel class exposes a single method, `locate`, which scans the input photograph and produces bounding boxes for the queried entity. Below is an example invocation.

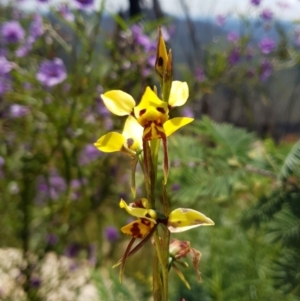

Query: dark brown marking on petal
[141,218,152,227]
[158,57,164,67]
[139,109,146,116]
[127,138,134,148]
[130,222,142,238]
[156,107,166,114]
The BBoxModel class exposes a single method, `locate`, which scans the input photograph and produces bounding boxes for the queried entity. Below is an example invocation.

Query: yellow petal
[134,87,169,126]
[119,199,157,223]
[94,132,125,152]
[122,116,143,151]
[168,81,189,107]
[155,27,168,78]
[102,90,135,116]
[164,117,194,137]
[121,219,155,238]
[168,208,214,233]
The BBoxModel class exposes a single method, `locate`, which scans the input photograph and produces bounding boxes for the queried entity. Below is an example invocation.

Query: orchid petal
[119,199,157,223]
[94,132,125,153]
[102,90,135,116]
[122,116,143,151]
[134,87,169,125]
[168,208,214,233]
[168,81,189,107]
[121,218,155,238]
[164,117,194,137]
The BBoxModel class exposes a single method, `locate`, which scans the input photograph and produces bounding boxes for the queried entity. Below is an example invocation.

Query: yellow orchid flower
[100,81,192,141]
[119,198,214,238]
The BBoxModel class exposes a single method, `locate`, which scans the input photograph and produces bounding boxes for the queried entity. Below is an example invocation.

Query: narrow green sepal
[130,156,138,197]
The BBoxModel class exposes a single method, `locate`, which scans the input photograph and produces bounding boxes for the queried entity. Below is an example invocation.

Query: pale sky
[8,0,300,21]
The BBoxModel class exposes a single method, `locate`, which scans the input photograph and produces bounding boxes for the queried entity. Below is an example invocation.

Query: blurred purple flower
[0,74,11,95]
[36,58,67,87]
[295,26,300,48]
[104,226,120,242]
[37,0,49,2]
[1,21,25,44]
[15,37,35,57]
[36,172,66,203]
[30,276,42,288]
[65,242,81,258]
[70,178,87,200]
[87,243,97,266]
[131,25,155,52]
[216,14,226,26]
[23,82,32,90]
[79,144,101,165]
[0,56,13,73]
[259,37,276,54]
[172,183,181,192]
[260,9,273,21]
[46,233,58,246]
[228,47,240,65]
[181,106,194,118]
[59,4,75,22]
[0,156,4,167]
[227,31,239,42]
[259,59,273,81]
[30,14,44,38]
[74,0,94,10]
[9,104,29,118]
[195,67,205,82]
[250,0,261,6]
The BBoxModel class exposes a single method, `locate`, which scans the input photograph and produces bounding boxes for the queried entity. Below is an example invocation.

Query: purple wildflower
[79,144,101,165]
[228,47,240,65]
[29,14,44,38]
[1,21,25,44]
[30,276,42,288]
[295,26,300,48]
[36,172,66,203]
[216,14,226,26]
[0,74,12,95]
[250,0,261,6]
[259,37,276,54]
[172,183,181,192]
[36,58,67,87]
[9,104,29,118]
[259,59,273,81]
[181,106,194,118]
[0,156,4,167]
[195,67,205,82]
[58,4,75,22]
[260,9,273,21]
[15,36,35,57]
[65,242,81,258]
[104,226,120,242]
[74,0,94,10]
[130,25,155,52]
[227,31,239,42]
[0,56,13,74]
[46,233,58,246]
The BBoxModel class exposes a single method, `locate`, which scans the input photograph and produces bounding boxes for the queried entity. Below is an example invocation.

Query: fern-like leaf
[279,139,300,181]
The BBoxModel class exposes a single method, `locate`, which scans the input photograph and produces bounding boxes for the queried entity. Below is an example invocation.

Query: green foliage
[279,139,300,180]
[92,269,143,301]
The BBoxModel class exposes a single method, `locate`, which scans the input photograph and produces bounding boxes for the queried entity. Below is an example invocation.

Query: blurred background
[1,0,300,300]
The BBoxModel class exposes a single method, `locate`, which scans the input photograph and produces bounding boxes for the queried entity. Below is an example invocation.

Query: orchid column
[94,28,214,301]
